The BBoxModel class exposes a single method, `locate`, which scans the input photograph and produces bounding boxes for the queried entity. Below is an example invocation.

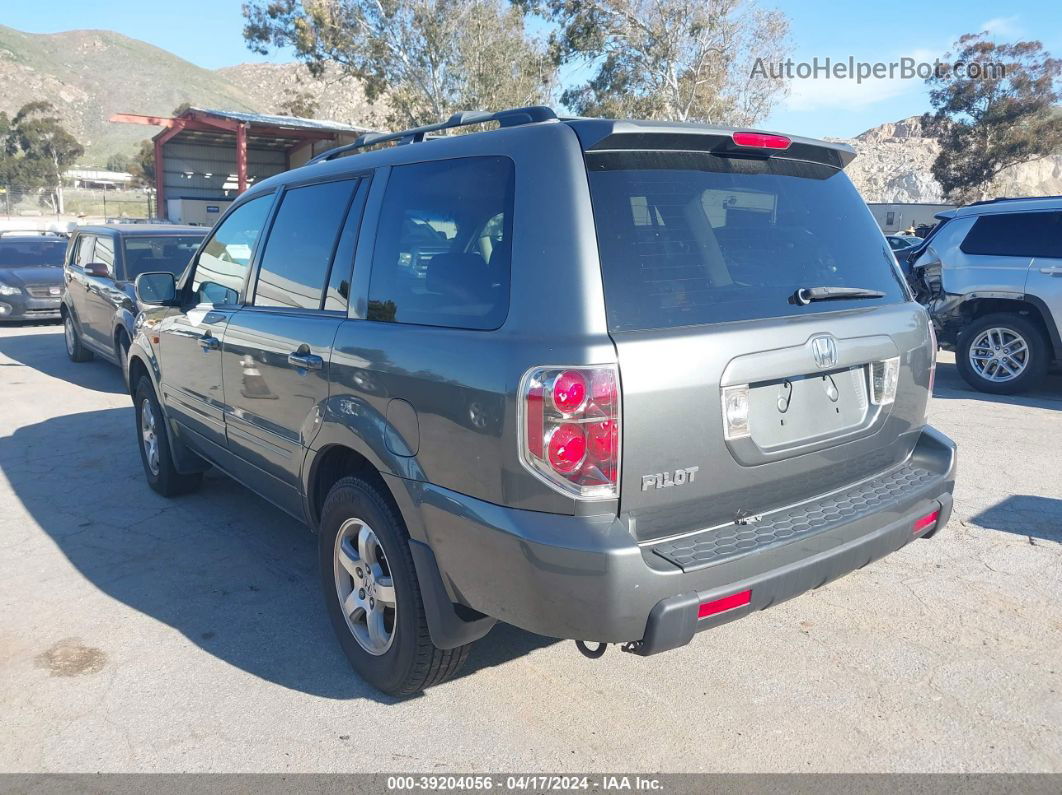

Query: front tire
[956,313,1049,395]
[319,476,470,696]
[133,376,203,497]
[64,314,92,362]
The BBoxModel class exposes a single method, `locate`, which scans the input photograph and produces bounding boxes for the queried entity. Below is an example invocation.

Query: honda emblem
[811,335,837,369]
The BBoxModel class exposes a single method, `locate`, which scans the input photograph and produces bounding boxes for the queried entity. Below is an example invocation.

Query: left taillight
[519,365,620,499]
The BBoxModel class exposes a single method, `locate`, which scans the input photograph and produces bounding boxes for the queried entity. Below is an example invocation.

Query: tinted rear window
[124,236,203,278]
[960,211,1062,258]
[0,240,66,267]
[586,151,907,331]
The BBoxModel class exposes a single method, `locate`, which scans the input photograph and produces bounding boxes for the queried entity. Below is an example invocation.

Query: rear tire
[319,476,470,696]
[956,313,1049,395]
[64,314,92,362]
[133,376,203,497]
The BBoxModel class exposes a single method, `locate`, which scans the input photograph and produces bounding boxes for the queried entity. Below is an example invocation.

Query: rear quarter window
[367,156,514,330]
[586,151,908,331]
[959,211,1062,258]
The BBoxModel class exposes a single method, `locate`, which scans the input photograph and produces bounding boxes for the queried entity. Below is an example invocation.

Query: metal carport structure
[110,107,374,222]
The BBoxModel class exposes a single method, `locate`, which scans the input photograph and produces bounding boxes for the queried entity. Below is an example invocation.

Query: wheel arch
[956,295,1058,359]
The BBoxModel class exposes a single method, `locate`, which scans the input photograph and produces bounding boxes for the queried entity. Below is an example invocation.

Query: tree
[128,140,156,189]
[0,102,83,213]
[922,33,1062,203]
[525,0,790,124]
[243,0,555,128]
[106,153,132,173]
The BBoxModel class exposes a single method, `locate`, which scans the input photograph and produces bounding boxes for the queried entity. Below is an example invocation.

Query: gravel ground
[0,323,1059,773]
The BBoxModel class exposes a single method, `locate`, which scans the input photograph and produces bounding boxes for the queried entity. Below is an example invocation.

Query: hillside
[1,24,1058,201]
[0,25,265,163]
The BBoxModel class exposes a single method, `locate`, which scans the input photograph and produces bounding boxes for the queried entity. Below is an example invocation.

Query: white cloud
[981,16,1023,38]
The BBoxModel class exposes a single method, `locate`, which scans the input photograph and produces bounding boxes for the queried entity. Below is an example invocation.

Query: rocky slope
[837,115,1062,203]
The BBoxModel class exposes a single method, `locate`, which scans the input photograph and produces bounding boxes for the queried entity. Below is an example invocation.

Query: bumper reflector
[913,509,940,534]
[698,589,752,619]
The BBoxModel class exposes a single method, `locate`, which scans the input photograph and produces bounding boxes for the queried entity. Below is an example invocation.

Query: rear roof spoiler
[567,119,856,170]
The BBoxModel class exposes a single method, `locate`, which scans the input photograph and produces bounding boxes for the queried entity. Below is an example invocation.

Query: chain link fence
[0,183,157,227]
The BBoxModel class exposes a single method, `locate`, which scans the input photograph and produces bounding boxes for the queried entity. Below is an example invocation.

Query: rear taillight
[732,132,791,150]
[520,365,620,499]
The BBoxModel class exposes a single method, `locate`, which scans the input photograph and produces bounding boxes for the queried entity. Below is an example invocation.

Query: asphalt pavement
[0,323,1059,772]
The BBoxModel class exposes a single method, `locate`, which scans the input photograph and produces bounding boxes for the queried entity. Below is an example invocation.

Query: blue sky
[4,0,1060,138]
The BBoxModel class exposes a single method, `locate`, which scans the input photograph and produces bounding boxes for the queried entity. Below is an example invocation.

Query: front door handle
[1039,266,1062,275]
[198,334,220,351]
[288,351,323,370]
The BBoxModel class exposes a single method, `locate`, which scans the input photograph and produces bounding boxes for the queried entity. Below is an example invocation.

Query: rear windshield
[123,235,204,278]
[586,151,907,331]
[0,239,66,267]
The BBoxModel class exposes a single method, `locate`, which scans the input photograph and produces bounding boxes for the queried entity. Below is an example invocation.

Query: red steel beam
[154,137,166,219]
[109,113,179,128]
[236,122,248,194]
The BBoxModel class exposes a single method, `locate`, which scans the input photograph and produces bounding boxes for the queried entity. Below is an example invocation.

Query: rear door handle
[1039,266,1062,275]
[288,351,323,370]
[198,334,220,351]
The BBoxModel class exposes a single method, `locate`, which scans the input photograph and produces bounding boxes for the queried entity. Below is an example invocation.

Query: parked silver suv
[909,196,1062,394]
[128,108,956,695]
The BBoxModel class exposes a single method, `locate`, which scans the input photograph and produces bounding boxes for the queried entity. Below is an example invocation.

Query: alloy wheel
[968,327,1029,383]
[140,398,161,476]
[64,317,75,356]
[333,518,397,656]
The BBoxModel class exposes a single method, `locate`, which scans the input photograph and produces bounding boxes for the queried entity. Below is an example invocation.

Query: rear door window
[367,156,514,330]
[960,211,1062,258]
[586,151,908,331]
[252,179,358,310]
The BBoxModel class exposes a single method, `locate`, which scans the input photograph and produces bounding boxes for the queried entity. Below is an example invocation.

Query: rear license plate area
[747,366,868,448]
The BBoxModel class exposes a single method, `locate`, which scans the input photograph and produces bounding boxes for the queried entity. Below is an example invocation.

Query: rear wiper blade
[793,286,886,305]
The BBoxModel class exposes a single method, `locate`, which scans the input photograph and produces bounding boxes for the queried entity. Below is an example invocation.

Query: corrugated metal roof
[188,107,375,134]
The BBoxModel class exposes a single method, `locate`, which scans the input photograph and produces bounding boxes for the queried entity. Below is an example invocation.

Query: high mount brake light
[520,365,620,499]
[732,132,791,150]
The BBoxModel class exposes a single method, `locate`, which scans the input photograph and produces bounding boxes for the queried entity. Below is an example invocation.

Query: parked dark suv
[61,224,205,384]
[128,108,957,696]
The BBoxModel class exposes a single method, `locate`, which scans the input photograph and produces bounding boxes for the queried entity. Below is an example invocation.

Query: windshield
[123,235,203,278]
[0,240,67,268]
[586,151,908,331]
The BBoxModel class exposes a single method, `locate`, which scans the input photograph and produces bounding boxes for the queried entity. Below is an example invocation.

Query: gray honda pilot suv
[128,107,957,696]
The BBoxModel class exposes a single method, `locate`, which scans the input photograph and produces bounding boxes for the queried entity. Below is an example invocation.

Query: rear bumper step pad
[651,462,937,572]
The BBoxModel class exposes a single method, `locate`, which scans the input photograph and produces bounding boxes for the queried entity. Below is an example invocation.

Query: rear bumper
[410,426,956,650]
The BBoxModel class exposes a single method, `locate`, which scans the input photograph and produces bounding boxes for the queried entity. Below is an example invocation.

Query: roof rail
[307,106,557,165]
[0,229,67,237]
[966,194,1062,207]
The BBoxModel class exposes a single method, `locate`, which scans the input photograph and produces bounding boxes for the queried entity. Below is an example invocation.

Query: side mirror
[135,272,177,305]
[84,262,110,278]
